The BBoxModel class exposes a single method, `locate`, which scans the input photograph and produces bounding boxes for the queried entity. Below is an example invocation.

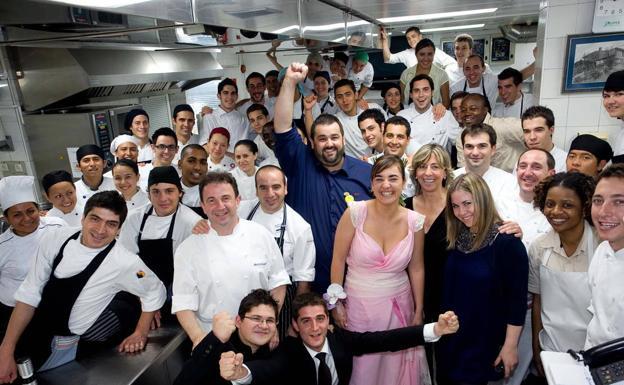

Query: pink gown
[345,201,429,385]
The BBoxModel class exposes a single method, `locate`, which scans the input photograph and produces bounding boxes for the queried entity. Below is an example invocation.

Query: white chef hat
[0,175,37,211]
[110,134,140,154]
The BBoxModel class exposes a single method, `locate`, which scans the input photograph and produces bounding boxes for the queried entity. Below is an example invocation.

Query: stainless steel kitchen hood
[14,47,223,111]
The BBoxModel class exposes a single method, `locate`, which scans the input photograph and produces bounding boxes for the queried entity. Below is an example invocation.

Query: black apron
[246,203,293,338]
[20,231,115,366]
[137,206,177,288]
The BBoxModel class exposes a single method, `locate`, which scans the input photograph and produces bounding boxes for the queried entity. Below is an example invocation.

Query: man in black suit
[174,289,277,385]
[220,292,459,385]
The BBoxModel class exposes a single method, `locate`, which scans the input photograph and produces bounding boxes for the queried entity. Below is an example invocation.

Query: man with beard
[273,63,372,292]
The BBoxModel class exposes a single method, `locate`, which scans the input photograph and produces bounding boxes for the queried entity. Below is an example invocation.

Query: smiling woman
[330,155,429,385]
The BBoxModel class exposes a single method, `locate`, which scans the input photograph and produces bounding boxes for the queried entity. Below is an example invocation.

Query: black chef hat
[76,144,105,163]
[569,134,613,162]
[42,170,74,194]
[314,71,331,85]
[124,108,150,132]
[604,70,624,92]
[148,166,182,190]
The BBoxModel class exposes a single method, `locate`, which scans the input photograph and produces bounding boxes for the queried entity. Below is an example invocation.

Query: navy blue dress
[438,231,528,383]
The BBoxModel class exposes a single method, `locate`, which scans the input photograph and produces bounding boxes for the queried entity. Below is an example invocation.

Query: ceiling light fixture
[46,0,152,7]
[378,8,497,24]
[421,24,485,33]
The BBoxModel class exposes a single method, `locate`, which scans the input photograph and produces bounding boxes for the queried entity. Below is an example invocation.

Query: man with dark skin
[455,93,524,173]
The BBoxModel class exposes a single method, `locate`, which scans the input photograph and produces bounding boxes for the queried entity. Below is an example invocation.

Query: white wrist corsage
[323,283,347,310]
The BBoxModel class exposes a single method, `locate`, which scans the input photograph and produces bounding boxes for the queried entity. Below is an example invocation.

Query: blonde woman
[438,173,528,385]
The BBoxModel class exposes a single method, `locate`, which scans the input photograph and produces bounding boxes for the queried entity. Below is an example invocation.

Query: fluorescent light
[421,24,485,33]
[378,8,497,23]
[47,0,151,7]
[303,20,369,33]
[332,37,346,42]
[272,25,300,34]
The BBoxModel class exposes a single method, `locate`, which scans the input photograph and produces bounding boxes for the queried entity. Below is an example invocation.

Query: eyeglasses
[155,144,178,152]
[243,315,277,326]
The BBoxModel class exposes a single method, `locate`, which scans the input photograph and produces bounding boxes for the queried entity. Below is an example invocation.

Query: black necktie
[315,352,332,385]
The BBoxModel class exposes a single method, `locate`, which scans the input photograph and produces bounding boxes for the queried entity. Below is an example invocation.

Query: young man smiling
[0,191,165,380]
[585,164,624,348]
[74,144,116,207]
[602,70,624,162]
[521,106,567,172]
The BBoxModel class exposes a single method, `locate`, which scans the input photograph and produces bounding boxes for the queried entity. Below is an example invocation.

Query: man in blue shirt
[273,63,372,292]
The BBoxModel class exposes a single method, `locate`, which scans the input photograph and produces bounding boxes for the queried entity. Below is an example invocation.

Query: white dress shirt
[47,204,83,227]
[118,204,202,255]
[493,93,535,119]
[200,106,250,152]
[238,200,316,282]
[387,47,456,70]
[171,219,290,331]
[15,226,166,334]
[453,166,518,214]
[585,241,624,348]
[0,217,66,307]
[230,167,257,201]
[74,177,116,208]
[397,105,460,154]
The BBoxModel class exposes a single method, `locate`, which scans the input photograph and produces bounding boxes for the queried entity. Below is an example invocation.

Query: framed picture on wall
[563,32,624,92]
[441,38,489,62]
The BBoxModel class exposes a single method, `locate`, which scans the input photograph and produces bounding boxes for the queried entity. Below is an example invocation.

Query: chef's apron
[538,234,594,352]
[137,205,177,288]
[19,231,115,371]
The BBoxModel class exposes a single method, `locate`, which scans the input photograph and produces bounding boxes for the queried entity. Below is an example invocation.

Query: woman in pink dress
[330,155,428,385]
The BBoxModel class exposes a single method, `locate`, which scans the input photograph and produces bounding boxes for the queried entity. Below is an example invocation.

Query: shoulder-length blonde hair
[445,173,501,251]
[409,144,454,195]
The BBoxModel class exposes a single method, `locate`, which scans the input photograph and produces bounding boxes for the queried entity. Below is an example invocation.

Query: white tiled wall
[536,0,622,150]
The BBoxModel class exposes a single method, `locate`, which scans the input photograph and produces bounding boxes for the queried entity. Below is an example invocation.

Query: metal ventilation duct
[499,24,538,43]
[14,47,223,111]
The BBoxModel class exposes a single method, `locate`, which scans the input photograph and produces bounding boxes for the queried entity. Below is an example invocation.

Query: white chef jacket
[118,204,201,255]
[137,142,154,163]
[397,105,460,154]
[238,199,316,283]
[453,166,518,215]
[200,106,250,152]
[125,189,149,212]
[207,155,236,172]
[387,47,456,70]
[497,194,551,251]
[614,122,624,157]
[348,62,374,91]
[551,146,568,173]
[173,135,200,164]
[14,226,166,335]
[171,219,291,331]
[230,167,257,201]
[585,241,624,348]
[0,217,66,307]
[253,136,279,166]
[181,182,201,207]
[493,93,535,119]
[47,203,83,227]
[445,62,494,86]
[293,97,321,121]
[317,96,340,115]
[74,177,116,208]
[450,72,499,113]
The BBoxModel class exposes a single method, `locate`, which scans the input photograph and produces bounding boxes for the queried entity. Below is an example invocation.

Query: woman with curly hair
[528,172,598,376]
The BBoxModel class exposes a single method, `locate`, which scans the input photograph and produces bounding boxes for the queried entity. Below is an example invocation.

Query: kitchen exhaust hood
[14,47,223,111]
